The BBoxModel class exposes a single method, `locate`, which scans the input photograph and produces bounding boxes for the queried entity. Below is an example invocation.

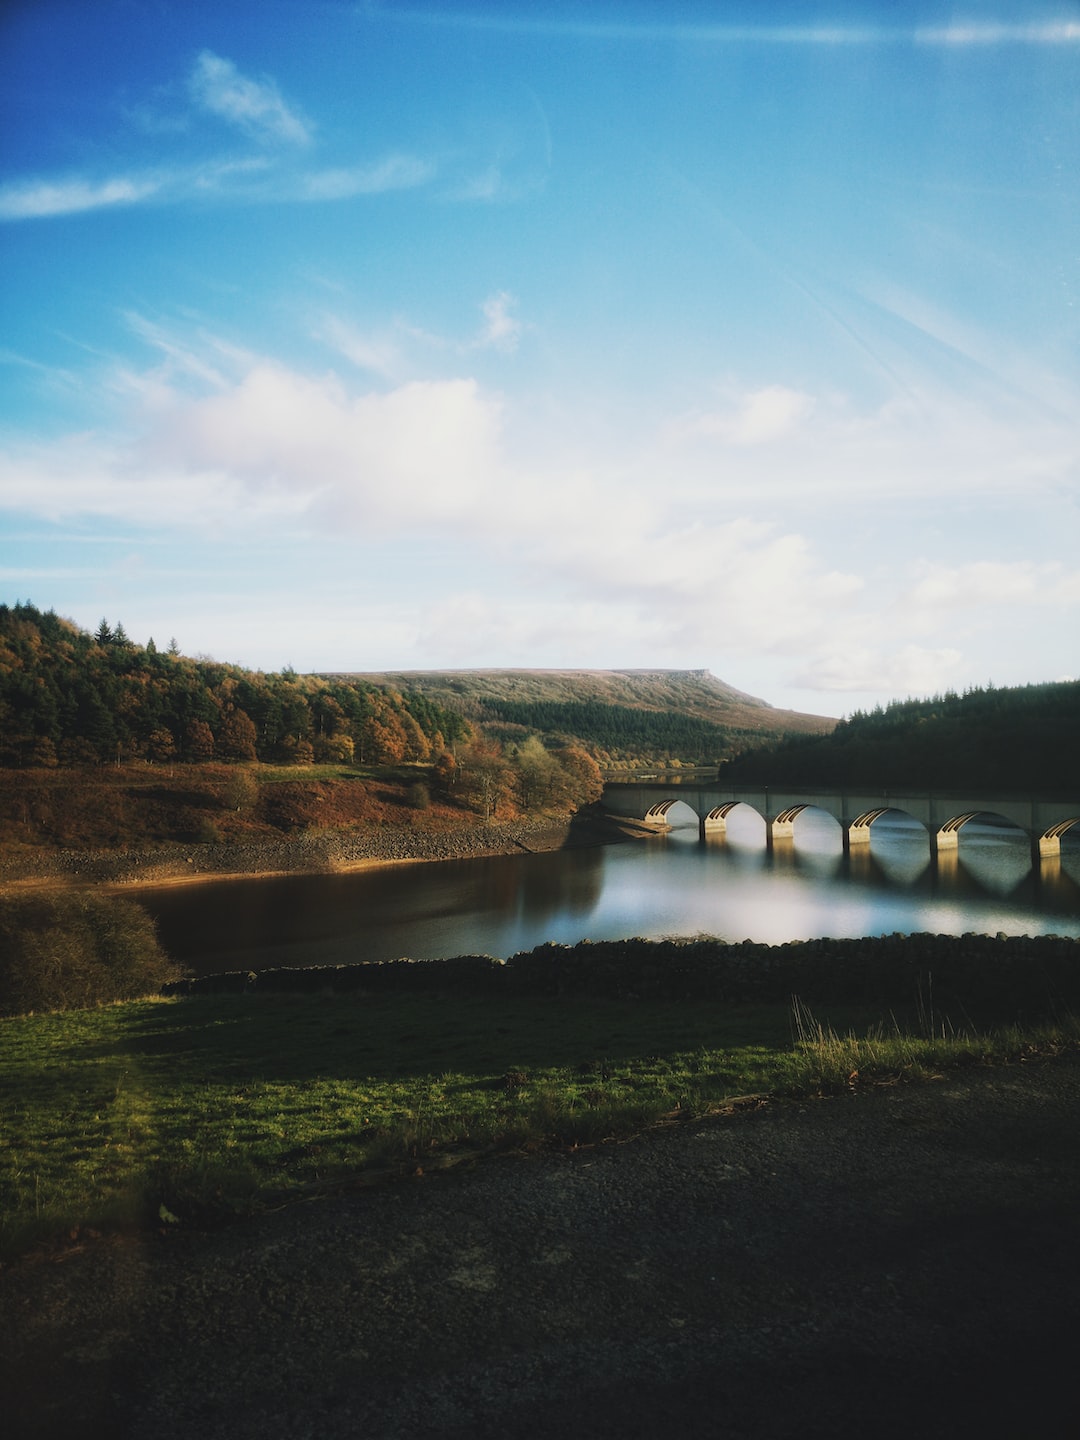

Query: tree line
[0,603,605,820]
[480,698,766,767]
[0,602,469,768]
[719,681,1080,793]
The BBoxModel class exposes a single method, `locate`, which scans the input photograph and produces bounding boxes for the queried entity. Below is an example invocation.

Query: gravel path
[5,1055,1080,1440]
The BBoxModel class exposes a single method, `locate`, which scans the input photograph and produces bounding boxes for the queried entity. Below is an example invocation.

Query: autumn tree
[553,744,604,808]
[457,739,514,820]
[514,735,560,811]
[360,696,409,765]
[218,706,258,761]
[224,768,259,812]
[147,727,176,764]
[313,732,355,764]
[432,750,457,794]
[184,719,215,761]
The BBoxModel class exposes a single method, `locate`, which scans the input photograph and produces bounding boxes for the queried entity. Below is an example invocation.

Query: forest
[0,602,469,769]
[0,604,606,832]
[480,697,766,766]
[719,681,1080,793]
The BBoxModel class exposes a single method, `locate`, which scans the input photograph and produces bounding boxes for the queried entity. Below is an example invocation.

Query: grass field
[3,989,1078,1258]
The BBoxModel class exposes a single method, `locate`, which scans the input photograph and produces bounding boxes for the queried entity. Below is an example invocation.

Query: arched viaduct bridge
[602,781,1080,867]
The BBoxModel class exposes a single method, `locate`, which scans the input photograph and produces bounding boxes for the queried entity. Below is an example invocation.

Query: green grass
[3,991,1077,1258]
[252,761,428,784]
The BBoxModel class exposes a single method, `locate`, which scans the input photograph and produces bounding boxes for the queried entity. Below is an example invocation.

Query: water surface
[139,806,1080,975]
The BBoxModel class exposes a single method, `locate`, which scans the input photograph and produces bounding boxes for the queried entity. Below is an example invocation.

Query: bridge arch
[933,809,1030,854]
[603,781,1080,869]
[643,799,683,825]
[643,798,700,827]
[703,800,764,835]
[1039,816,1080,859]
[845,805,922,850]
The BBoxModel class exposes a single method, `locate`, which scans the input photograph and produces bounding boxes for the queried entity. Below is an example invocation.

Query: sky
[1,0,1078,717]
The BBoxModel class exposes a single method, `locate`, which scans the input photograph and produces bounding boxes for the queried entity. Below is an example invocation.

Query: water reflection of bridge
[602,781,1080,869]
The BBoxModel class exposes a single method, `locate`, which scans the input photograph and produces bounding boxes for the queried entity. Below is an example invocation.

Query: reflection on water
[140,807,1080,977]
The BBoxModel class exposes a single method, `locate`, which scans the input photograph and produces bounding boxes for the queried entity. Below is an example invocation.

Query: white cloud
[0,174,160,221]
[664,379,1080,509]
[4,322,1076,704]
[125,364,504,530]
[909,561,1080,609]
[532,511,867,664]
[0,346,865,667]
[187,51,312,146]
[475,292,522,353]
[792,645,965,696]
[414,592,678,668]
[679,385,815,445]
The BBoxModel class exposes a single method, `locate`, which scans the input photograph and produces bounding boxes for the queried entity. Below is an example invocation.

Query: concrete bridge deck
[602,781,1080,864]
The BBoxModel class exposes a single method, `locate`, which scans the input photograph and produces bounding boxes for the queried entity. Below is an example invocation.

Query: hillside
[1,605,831,773]
[719,680,1080,793]
[332,669,835,768]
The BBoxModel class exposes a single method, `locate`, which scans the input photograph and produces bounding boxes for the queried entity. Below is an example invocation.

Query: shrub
[406,781,431,810]
[0,892,186,1015]
[223,769,259,812]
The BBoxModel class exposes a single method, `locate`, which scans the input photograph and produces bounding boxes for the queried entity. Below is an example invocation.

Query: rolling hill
[331,669,836,768]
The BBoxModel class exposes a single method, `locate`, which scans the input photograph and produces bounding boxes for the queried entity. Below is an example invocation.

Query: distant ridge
[332,667,832,730]
[326,668,835,765]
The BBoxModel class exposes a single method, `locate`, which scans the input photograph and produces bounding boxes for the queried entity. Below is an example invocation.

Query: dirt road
[4,1056,1079,1439]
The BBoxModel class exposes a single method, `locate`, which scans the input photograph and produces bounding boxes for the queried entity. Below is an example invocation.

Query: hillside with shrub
[0,604,615,863]
[336,667,835,767]
[719,681,1080,793]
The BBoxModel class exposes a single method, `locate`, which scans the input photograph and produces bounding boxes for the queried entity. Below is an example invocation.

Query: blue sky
[2,1,1078,716]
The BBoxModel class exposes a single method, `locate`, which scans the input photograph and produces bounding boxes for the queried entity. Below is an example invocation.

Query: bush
[0,892,186,1015]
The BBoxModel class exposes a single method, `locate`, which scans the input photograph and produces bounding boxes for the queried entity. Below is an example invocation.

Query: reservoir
[138,806,1080,976]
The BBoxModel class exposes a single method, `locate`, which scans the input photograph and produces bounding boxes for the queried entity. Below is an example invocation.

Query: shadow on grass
[88,992,799,1085]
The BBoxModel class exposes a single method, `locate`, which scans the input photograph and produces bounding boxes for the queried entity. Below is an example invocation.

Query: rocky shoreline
[0,808,645,893]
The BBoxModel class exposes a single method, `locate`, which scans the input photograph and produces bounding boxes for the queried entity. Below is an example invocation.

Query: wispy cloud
[121,312,235,391]
[317,317,406,381]
[300,156,434,200]
[187,51,313,146]
[0,174,161,221]
[381,10,1080,48]
[0,47,436,224]
[914,22,1080,47]
[319,292,525,373]
[0,153,434,222]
